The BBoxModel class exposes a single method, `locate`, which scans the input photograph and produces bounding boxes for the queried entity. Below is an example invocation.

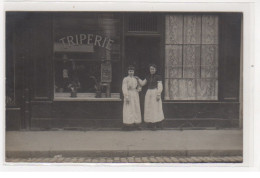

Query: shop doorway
[125,36,161,120]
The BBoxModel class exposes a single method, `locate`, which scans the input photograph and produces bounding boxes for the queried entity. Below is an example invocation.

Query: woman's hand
[137,86,142,92]
[156,95,161,101]
[125,97,130,104]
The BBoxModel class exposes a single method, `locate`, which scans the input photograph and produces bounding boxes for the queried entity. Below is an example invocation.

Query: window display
[53,13,121,99]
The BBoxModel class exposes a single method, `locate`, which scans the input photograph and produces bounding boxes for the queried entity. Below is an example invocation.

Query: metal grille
[128,14,158,32]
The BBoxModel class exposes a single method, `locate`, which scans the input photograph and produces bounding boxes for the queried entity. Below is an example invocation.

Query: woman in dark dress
[137,64,165,130]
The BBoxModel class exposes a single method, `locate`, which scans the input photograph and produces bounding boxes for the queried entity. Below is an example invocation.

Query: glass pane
[183,45,201,66]
[164,79,196,100]
[53,13,121,61]
[202,15,219,44]
[165,66,182,78]
[55,61,100,93]
[196,79,218,100]
[53,13,121,98]
[184,15,202,44]
[54,61,121,94]
[165,45,183,79]
[165,15,183,44]
[165,45,182,66]
[183,66,200,78]
[183,45,201,78]
[201,45,218,66]
[201,66,218,78]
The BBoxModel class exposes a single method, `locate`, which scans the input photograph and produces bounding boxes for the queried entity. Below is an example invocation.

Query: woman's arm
[135,77,147,86]
[156,80,163,101]
[157,81,163,95]
[122,78,129,98]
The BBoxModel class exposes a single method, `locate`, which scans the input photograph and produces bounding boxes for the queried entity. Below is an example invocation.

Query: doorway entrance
[125,36,161,120]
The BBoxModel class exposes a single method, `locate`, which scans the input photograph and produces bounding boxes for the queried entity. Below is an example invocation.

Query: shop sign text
[59,34,114,50]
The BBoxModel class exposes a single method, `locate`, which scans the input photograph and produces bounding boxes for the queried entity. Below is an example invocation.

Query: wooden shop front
[6,12,242,130]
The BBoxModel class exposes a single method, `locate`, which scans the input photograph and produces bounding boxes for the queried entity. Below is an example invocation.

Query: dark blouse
[145,74,162,89]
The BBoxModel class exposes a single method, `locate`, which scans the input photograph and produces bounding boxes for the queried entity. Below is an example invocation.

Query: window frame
[52,12,123,101]
[163,13,220,102]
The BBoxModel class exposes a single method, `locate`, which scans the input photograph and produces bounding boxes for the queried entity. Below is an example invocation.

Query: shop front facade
[6,12,242,130]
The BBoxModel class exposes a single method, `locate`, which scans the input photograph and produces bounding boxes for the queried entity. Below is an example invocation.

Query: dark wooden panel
[30,118,123,130]
[164,118,239,129]
[30,101,123,129]
[6,12,29,108]
[6,14,16,107]
[163,102,239,120]
[52,101,123,119]
[31,102,53,118]
[6,109,22,131]
[30,13,53,100]
[30,101,239,129]
[219,13,242,101]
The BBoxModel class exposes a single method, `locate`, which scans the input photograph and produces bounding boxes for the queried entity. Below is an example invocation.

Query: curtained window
[164,14,218,100]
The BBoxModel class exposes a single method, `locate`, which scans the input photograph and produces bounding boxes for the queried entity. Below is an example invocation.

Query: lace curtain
[165,15,218,100]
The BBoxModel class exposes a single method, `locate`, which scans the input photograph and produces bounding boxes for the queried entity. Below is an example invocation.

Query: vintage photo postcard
[1,0,257,171]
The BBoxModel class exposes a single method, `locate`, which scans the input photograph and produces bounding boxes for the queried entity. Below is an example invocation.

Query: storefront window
[53,13,121,99]
[164,14,218,100]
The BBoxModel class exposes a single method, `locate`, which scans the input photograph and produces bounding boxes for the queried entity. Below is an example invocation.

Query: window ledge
[54,93,121,101]
[54,97,122,101]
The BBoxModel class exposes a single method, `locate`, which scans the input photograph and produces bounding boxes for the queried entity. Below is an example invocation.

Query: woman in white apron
[137,64,165,130]
[122,65,142,130]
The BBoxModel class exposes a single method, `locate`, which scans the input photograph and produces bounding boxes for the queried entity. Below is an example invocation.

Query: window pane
[184,15,201,44]
[202,15,219,44]
[201,45,218,78]
[201,66,218,78]
[54,61,121,94]
[165,79,196,100]
[165,15,183,44]
[196,79,218,100]
[53,13,121,98]
[55,61,98,93]
[183,45,201,78]
[53,13,121,61]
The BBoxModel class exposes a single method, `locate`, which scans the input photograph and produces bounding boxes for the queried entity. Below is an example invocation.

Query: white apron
[144,88,164,123]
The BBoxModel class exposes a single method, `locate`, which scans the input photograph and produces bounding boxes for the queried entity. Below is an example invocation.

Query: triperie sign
[59,34,114,50]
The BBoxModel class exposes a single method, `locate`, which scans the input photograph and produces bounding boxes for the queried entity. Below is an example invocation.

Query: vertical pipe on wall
[24,28,33,130]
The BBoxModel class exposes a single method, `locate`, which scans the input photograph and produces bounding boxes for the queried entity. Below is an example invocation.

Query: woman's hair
[128,65,135,71]
[149,63,157,70]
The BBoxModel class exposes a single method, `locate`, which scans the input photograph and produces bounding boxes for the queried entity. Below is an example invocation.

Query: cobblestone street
[6,156,243,163]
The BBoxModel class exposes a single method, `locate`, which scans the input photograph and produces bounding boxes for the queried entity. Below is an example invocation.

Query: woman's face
[150,66,156,75]
[128,69,134,76]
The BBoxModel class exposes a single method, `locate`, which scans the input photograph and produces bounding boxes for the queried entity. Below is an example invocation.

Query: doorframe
[122,13,164,96]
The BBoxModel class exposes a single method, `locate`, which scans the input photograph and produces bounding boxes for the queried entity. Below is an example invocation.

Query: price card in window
[101,61,112,83]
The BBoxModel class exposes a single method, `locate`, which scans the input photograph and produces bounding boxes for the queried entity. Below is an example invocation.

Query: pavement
[5,129,243,163]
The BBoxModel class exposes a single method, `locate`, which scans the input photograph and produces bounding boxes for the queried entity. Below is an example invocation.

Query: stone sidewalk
[6,130,243,160]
